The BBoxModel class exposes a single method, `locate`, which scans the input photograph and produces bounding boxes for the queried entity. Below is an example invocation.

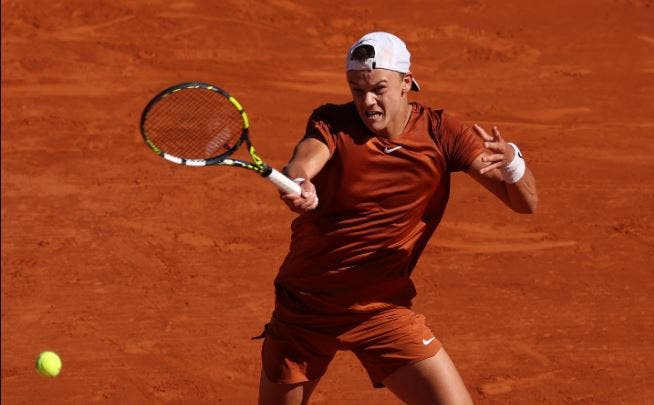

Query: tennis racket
[140,82,301,194]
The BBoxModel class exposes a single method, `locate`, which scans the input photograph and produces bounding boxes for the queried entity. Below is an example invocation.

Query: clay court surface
[2,0,653,403]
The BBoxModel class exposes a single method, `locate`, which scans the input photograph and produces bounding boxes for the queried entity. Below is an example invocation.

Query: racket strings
[144,88,244,160]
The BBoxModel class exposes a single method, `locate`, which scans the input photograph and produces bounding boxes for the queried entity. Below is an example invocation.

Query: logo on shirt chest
[383,145,403,154]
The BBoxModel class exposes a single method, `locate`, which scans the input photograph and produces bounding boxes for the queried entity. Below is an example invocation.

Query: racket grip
[264,168,302,195]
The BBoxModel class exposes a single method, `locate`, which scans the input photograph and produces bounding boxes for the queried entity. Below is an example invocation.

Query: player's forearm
[284,138,330,180]
[284,158,321,181]
[467,164,537,214]
[505,168,538,213]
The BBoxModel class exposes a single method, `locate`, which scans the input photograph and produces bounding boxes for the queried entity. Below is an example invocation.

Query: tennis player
[257,31,538,404]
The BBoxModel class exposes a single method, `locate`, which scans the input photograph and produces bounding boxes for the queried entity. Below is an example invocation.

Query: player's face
[347,68,412,138]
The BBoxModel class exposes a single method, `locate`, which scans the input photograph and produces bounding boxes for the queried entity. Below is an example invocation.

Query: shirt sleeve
[302,106,337,155]
[438,112,486,173]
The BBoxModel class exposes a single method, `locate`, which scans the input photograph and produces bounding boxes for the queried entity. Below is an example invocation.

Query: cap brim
[411,78,420,92]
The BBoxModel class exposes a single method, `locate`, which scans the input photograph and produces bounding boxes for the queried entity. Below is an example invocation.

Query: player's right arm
[281,137,331,213]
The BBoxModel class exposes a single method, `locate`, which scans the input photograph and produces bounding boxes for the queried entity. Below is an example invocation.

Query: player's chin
[357,111,380,130]
[367,124,387,137]
[362,116,387,134]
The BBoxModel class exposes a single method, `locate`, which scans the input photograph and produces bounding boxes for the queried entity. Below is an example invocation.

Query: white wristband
[501,143,526,184]
[293,177,305,184]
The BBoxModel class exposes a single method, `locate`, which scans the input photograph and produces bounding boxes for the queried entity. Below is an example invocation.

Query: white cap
[346,32,420,91]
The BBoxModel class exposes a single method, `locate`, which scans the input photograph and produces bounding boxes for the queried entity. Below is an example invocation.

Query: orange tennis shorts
[259,306,441,388]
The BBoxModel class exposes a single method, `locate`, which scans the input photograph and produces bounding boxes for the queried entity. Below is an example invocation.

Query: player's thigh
[258,369,321,405]
[382,348,473,405]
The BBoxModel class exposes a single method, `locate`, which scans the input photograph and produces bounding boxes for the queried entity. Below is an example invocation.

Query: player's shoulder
[418,104,465,133]
[410,102,443,123]
[311,101,356,120]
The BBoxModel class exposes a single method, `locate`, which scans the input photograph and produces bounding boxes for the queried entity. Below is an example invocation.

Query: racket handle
[264,168,302,195]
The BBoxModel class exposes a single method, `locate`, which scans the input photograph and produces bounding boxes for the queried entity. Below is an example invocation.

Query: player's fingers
[283,201,303,213]
[283,179,316,211]
[300,185,317,204]
[479,161,504,174]
[298,195,319,210]
[473,124,494,141]
[280,192,299,203]
[298,178,314,190]
[280,194,305,211]
[483,140,502,150]
[306,198,319,210]
[492,126,504,142]
[483,139,512,159]
[481,153,505,163]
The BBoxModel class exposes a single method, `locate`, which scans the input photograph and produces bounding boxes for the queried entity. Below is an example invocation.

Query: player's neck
[382,102,412,139]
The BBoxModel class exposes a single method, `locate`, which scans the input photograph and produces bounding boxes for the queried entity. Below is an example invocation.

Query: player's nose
[364,91,377,107]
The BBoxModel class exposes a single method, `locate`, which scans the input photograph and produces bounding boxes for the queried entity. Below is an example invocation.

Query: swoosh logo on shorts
[383,146,402,154]
[422,337,436,345]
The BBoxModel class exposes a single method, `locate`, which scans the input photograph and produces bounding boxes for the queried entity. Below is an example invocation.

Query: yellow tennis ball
[35,351,62,378]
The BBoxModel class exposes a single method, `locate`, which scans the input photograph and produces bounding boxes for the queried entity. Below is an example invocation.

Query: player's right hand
[280,178,319,213]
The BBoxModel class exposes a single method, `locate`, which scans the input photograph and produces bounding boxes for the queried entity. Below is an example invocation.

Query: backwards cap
[346,31,420,91]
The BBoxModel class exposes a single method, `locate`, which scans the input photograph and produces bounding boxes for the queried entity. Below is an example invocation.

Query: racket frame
[140,82,301,194]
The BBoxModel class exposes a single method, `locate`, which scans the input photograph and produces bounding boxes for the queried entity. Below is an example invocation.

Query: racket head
[140,82,250,166]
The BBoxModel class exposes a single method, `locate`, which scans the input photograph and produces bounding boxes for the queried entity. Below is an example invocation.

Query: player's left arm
[466,124,538,214]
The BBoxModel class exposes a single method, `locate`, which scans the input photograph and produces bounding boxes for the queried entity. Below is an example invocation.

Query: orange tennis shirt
[274,102,485,316]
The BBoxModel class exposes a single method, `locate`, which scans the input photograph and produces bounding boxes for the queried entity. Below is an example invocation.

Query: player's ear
[401,73,413,94]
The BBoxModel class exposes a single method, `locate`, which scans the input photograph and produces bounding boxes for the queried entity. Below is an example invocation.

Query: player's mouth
[365,111,383,121]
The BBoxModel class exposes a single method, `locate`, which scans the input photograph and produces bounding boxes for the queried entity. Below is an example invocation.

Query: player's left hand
[473,124,515,175]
